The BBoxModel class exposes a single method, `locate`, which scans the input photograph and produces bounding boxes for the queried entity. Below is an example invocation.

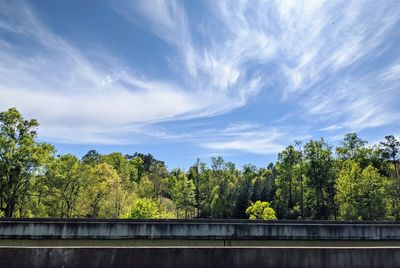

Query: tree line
[0,108,399,220]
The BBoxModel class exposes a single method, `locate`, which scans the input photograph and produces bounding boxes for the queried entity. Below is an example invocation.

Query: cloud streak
[0,0,399,155]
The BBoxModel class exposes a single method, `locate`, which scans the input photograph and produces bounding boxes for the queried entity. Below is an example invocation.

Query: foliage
[129,198,159,219]
[336,160,388,220]
[380,135,400,177]
[275,145,301,219]
[44,154,86,217]
[0,108,398,221]
[246,201,277,220]
[303,139,336,219]
[0,108,54,217]
[171,170,196,218]
[335,160,363,220]
[82,163,121,217]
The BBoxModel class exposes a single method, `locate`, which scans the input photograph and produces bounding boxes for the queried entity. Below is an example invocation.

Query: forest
[0,107,399,220]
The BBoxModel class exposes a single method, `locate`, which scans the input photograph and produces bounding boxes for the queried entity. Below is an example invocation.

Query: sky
[0,0,399,169]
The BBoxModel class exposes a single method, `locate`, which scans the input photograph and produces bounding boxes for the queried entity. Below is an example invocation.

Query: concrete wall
[1,247,400,268]
[1,220,400,267]
[1,218,400,240]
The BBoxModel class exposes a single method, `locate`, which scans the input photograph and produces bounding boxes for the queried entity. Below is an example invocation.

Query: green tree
[172,171,196,218]
[149,162,168,201]
[137,174,155,198]
[303,139,336,219]
[101,178,134,218]
[251,168,275,204]
[0,108,54,217]
[359,165,388,220]
[82,163,121,217]
[81,150,101,166]
[246,200,277,220]
[210,159,237,218]
[101,152,139,188]
[380,136,400,219]
[335,160,362,220]
[18,174,49,217]
[380,135,400,177]
[294,140,305,218]
[187,159,201,217]
[336,133,387,173]
[336,133,367,160]
[336,161,388,220]
[197,162,214,218]
[129,198,159,219]
[275,145,301,219]
[44,154,86,217]
[233,164,256,218]
[130,156,144,182]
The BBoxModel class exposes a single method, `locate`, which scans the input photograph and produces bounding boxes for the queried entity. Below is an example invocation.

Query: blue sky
[1,0,399,169]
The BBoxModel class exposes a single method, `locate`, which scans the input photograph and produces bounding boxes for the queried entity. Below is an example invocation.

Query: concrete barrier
[1,218,400,241]
[1,247,400,268]
[1,219,400,267]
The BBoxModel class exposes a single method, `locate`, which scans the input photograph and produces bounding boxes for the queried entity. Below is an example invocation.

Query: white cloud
[381,62,400,82]
[205,139,283,155]
[201,125,311,155]
[0,0,260,144]
[1,0,399,149]
[203,132,284,155]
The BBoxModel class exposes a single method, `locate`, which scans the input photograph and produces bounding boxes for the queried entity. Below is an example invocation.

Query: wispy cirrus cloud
[146,122,310,155]
[0,0,399,155]
[0,0,261,144]
[119,0,400,132]
[203,128,285,155]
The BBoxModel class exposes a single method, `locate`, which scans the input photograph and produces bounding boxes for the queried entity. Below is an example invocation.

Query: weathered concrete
[4,239,400,247]
[1,247,400,268]
[1,219,400,267]
[1,218,400,241]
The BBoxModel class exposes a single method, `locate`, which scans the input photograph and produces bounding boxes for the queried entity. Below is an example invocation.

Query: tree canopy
[0,108,399,220]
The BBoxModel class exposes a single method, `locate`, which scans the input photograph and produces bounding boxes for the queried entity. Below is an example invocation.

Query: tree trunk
[289,171,292,212]
[300,174,304,218]
[393,156,398,178]
[5,201,15,217]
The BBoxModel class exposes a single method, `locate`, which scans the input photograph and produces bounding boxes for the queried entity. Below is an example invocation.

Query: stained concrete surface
[1,219,400,241]
[1,247,400,268]
[1,219,400,267]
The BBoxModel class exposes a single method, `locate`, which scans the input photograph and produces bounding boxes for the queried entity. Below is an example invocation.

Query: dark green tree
[380,135,400,177]
[275,145,301,219]
[233,164,256,218]
[303,139,336,219]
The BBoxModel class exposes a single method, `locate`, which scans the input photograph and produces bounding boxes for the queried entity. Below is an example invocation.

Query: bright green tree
[82,163,121,217]
[335,160,362,220]
[137,174,155,198]
[101,179,134,218]
[129,198,159,219]
[246,200,277,220]
[359,165,388,220]
[44,154,86,217]
[336,161,388,220]
[101,152,139,188]
[172,171,196,218]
